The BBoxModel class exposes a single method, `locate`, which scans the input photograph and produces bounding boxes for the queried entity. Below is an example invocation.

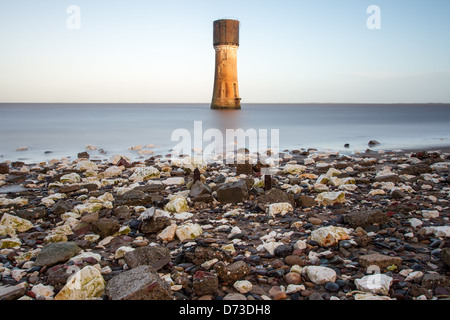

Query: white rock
[325,168,342,177]
[0,237,21,249]
[290,265,303,275]
[130,166,160,181]
[310,226,350,247]
[0,225,16,237]
[11,268,26,281]
[283,164,306,174]
[0,213,33,233]
[228,226,242,238]
[102,166,123,178]
[60,173,81,183]
[164,195,189,213]
[286,284,305,294]
[315,191,345,206]
[423,226,450,237]
[54,266,105,300]
[0,197,28,207]
[405,271,423,282]
[313,183,329,192]
[293,239,307,250]
[221,244,236,255]
[108,154,131,165]
[171,156,207,173]
[176,223,203,241]
[354,273,393,295]
[354,293,392,300]
[303,266,336,285]
[259,242,284,255]
[162,177,185,185]
[287,185,302,194]
[233,280,253,294]
[422,210,439,219]
[368,189,386,196]
[76,160,98,172]
[31,283,54,299]
[85,144,97,150]
[114,246,135,259]
[267,202,293,216]
[173,212,193,220]
[408,218,423,228]
[201,258,218,269]
[70,252,101,264]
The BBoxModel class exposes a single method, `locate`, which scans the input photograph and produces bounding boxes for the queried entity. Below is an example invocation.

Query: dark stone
[192,271,219,296]
[368,140,380,146]
[189,180,212,198]
[114,205,131,220]
[116,189,159,206]
[34,242,82,267]
[364,225,379,233]
[213,174,226,184]
[375,174,400,183]
[214,261,251,284]
[296,195,316,208]
[16,207,47,220]
[58,184,82,193]
[391,189,406,199]
[185,246,231,266]
[308,292,324,300]
[51,200,72,215]
[0,284,27,300]
[236,162,253,176]
[264,174,272,191]
[422,274,450,289]
[344,209,390,228]
[325,282,339,292]
[139,212,171,234]
[193,168,201,183]
[442,248,450,267]
[435,286,450,296]
[91,218,120,238]
[105,265,174,300]
[410,285,428,297]
[0,163,9,174]
[256,188,295,207]
[72,221,92,236]
[124,245,171,270]
[216,180,249,203]
[400,164,432,176]
[77,151,90,159]
[46,265,71,291]
[284,255,304,266]
[274,245,293,258]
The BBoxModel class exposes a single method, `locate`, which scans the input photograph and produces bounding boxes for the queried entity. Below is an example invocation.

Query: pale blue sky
[0,0,449,103]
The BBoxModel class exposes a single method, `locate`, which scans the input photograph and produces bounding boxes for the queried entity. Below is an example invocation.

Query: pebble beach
[1,145,449,301]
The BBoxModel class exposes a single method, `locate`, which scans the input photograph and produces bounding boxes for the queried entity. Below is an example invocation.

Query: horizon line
[1,102,450,105]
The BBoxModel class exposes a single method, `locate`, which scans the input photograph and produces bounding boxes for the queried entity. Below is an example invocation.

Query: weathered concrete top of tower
[213,19,239,46]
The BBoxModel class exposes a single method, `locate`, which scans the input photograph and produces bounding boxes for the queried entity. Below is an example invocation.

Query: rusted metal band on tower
[213,19,239,47]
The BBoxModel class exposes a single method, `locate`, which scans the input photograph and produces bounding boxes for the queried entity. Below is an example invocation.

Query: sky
[0,0,449,103]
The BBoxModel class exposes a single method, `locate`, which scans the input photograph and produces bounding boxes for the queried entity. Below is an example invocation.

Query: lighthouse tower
[211,19,241,109]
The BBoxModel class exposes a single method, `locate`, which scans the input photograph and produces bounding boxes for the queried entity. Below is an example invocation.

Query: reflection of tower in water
[210,108,241,156]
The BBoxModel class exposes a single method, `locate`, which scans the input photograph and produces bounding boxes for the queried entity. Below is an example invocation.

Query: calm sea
[1,103,449,163]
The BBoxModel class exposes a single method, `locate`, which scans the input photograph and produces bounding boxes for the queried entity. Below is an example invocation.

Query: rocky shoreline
[0,146,449,301]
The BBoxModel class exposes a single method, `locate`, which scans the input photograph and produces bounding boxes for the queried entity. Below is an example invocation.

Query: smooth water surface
[1,103,449,162]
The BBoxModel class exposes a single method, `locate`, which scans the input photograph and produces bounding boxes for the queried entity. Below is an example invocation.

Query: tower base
[211,98,242,110]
